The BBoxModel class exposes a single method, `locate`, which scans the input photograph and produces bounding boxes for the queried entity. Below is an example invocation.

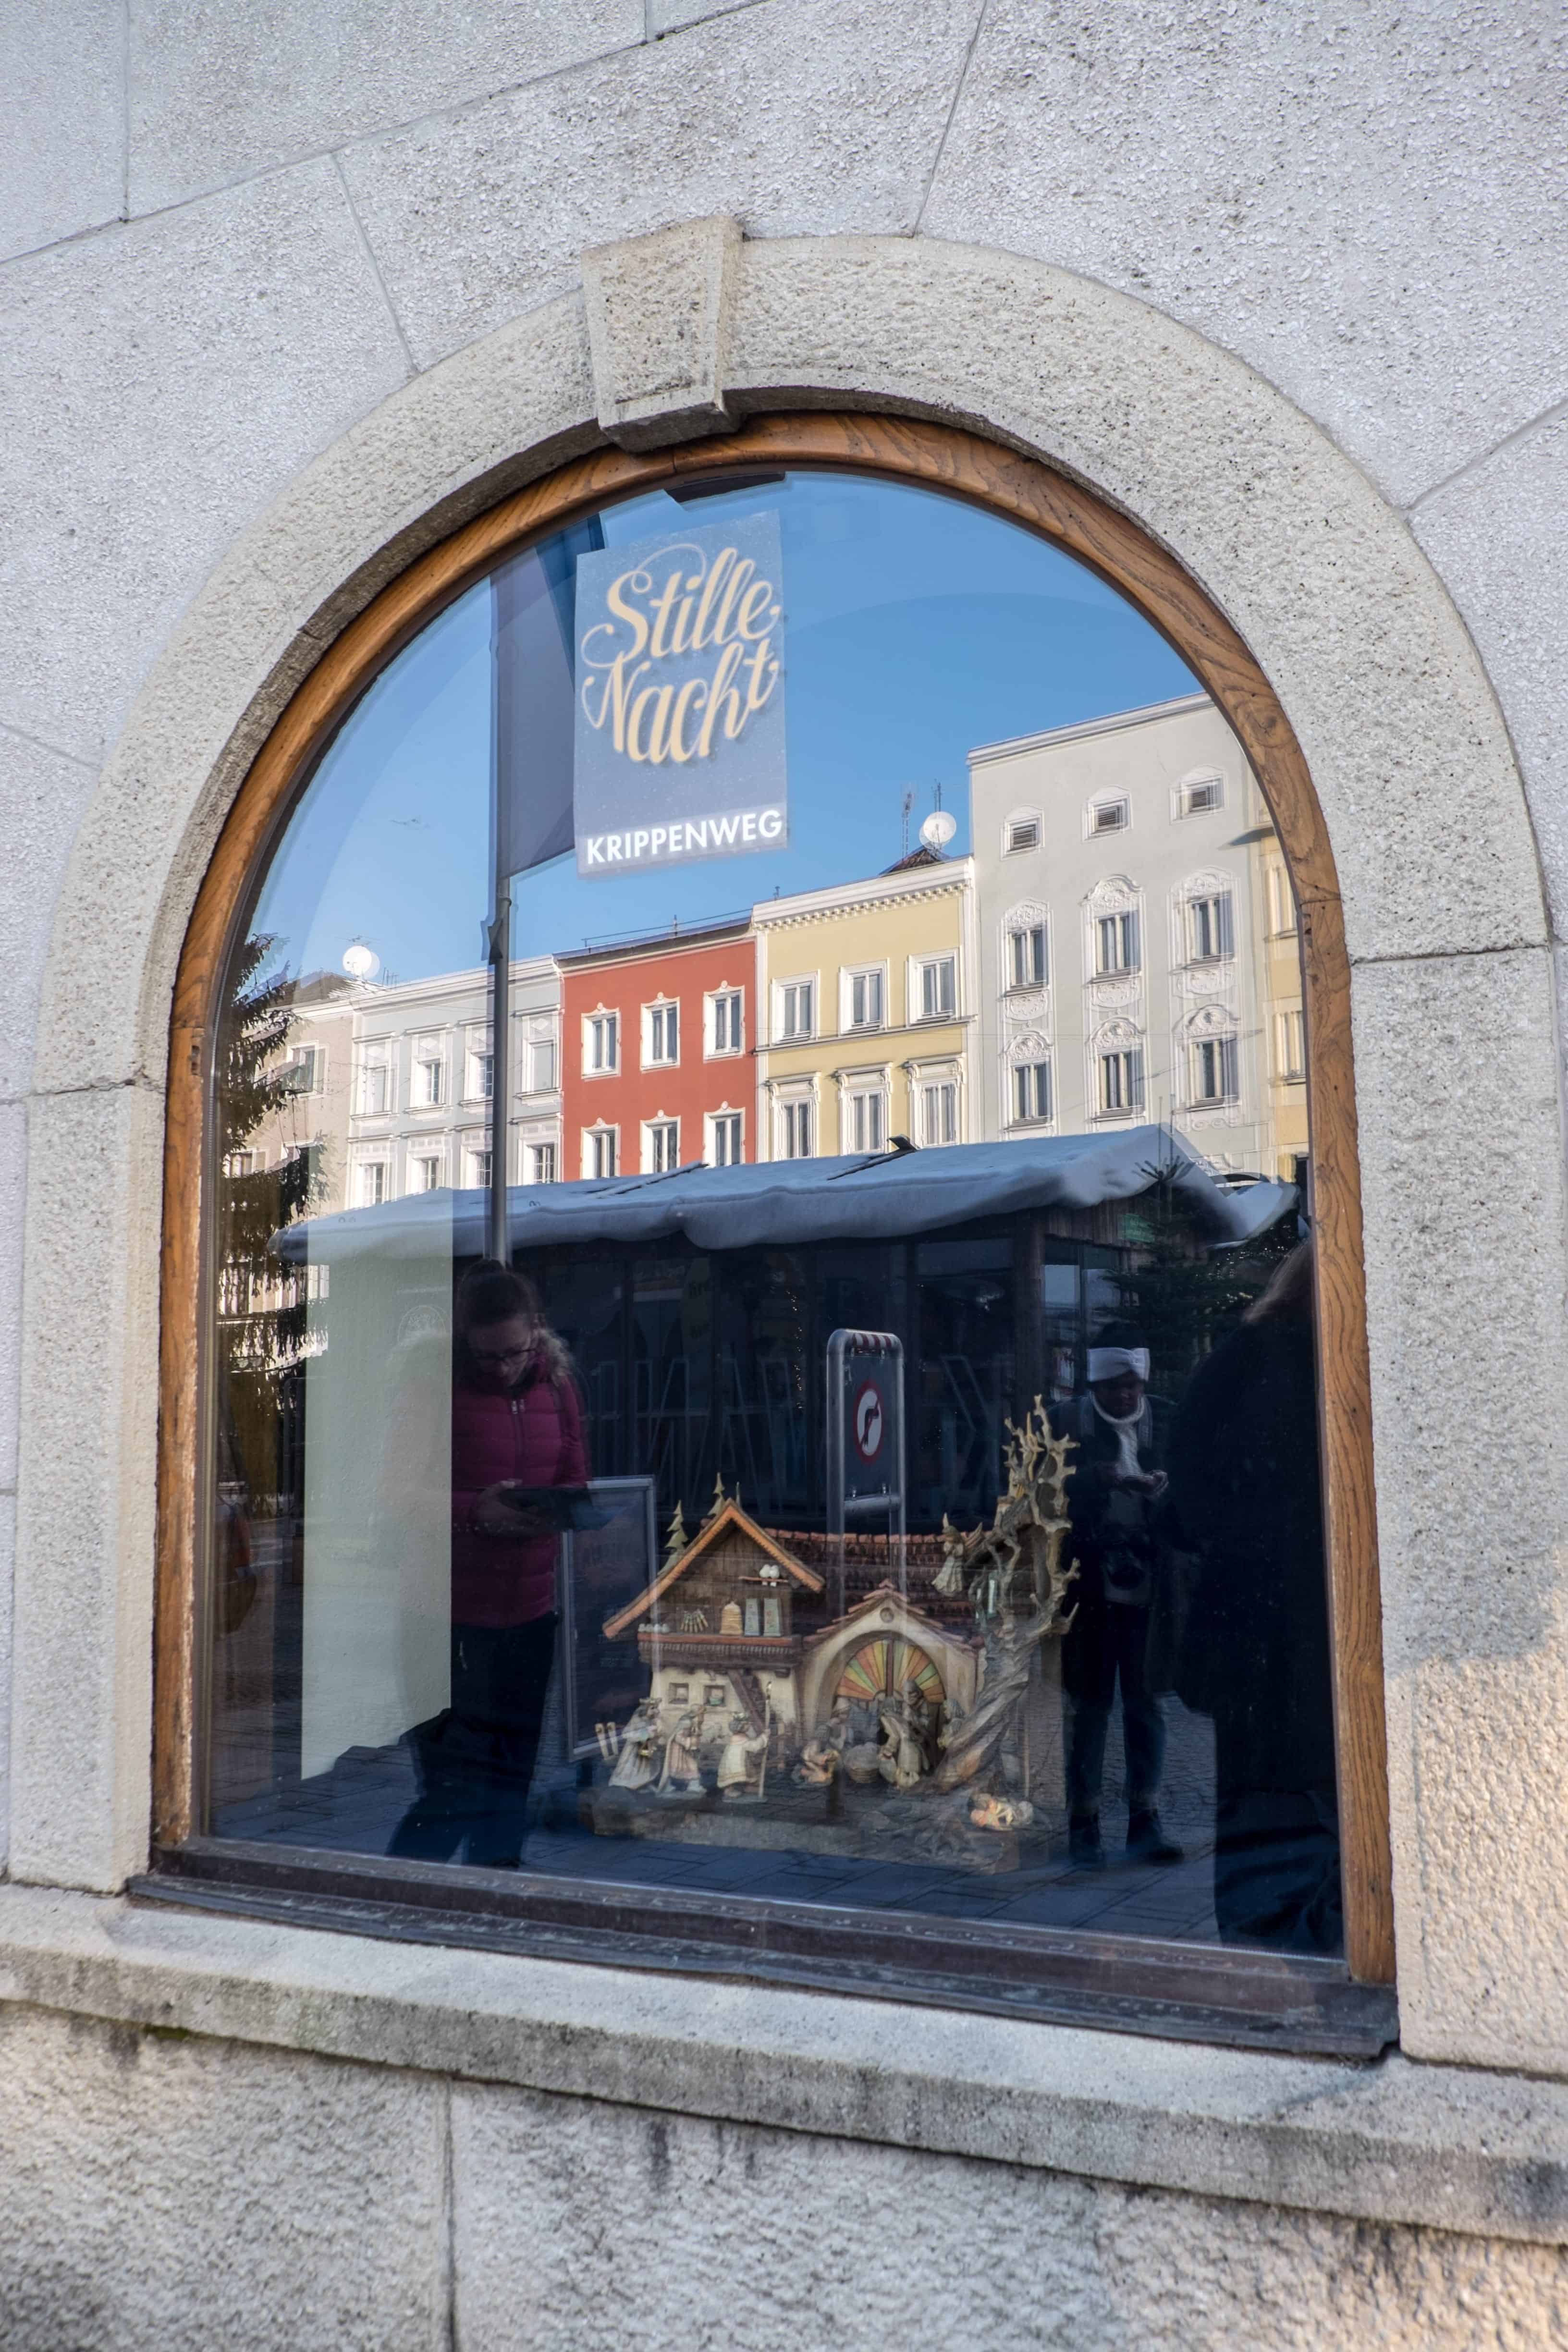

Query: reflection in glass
[205,468,1336,1961]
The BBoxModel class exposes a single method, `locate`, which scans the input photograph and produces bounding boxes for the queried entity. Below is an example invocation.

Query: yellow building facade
[752,857,975,1159]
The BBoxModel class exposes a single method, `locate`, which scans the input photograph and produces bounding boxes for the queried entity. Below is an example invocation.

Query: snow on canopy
[271,1127,1294,1264]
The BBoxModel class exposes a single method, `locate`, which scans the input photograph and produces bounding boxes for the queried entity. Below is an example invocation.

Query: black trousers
[1063,1592,1165,1823]
[389,1614,557,1868]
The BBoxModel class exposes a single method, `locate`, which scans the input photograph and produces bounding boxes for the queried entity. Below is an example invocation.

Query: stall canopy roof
[273,1127,1295,1264]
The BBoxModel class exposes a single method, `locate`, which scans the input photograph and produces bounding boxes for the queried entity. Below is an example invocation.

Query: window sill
[136,1838,1390,2060]
[6,1878,1568,2247]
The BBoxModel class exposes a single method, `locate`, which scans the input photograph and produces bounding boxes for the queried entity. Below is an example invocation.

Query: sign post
[825,1328,906,1618]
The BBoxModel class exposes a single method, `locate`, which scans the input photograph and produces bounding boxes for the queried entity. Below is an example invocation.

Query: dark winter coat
[450,1337,588,1628]
[1053,1390,1174,1699]
[1164,1313,1335,1797]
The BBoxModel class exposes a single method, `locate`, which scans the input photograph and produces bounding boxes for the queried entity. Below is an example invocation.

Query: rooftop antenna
[901,789,915,859]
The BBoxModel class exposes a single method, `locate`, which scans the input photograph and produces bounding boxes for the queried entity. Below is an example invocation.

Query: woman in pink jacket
[390,1261,588,1868]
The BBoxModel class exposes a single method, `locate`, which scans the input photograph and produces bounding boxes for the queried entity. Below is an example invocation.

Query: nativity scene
[589,1406,1080,1867]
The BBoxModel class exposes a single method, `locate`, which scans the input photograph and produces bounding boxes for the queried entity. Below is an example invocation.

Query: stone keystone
[580,216,743,452]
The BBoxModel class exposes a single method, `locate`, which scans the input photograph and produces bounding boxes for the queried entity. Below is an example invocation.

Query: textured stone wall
[3,1998,1568,2352]
[3,5,1567,2333]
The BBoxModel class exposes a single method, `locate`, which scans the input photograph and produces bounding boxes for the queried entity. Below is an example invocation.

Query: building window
[644,1001,679,1066]
[846,968,884,1030]
[1013,1062,1052,1123]
[709,1110,744,1166]
[282,1043,324,1096]
[1187,892,1234,963]
[528,1038,555,1093]
[914,955,956,1020]
[846,1088,886,1152]
[585,1012,619,1074]
[224,1149,258,1177]
[1007,924,1047,989]
[356,1045,390,1117]
[1096,911,1140,975]
[644,1118,680,1173]
[183,437,1362,2045]
[708,990,744,1055]
[777,979,814,1041]
[778,1097,813,1158]
[1192,1033,1239,1104]
[1179,769,1224,816]
[412,1034,444,1107]
[919,1079,958,1147]
[1088,796,1129,835]
[1099,1046,1145,1115]
[1276,1007,1307,1082]
[1268,862,1298,938]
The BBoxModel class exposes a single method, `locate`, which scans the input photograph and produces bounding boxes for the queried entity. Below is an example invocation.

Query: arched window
[158,420,1390,2040]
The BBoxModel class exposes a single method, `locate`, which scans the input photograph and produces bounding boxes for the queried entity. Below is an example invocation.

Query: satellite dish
[919,810,957,854]
[342,943,380,980]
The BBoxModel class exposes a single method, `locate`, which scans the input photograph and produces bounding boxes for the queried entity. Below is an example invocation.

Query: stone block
[0,1494,13,1874]
[0,726,98,1103]
[1351,947,1568,1671]
[0,1101,23,1490]
[1351,945,1568,2066]
[0,157,409,771]
[727,234,1545,966]
[127,0,643,215]
[582,215,742,448]
[342,0,977,368]
[11,1084,165,1890]
[452,2081,1568,2352]
[920,0,1568,512]
[28,292,596,1100]
[1413,408,1568,944]
[0,0,123,263]
[649,0,757,34]
[0,2004,445,2351]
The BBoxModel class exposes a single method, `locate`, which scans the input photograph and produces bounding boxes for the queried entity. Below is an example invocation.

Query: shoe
[1068,1814,1106,1871]
[1126,1809,1184,1865]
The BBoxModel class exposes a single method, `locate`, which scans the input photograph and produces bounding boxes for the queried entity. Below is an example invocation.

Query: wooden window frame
[152,413,1395,2028]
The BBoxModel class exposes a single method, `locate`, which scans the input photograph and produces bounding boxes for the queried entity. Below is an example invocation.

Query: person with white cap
[1054,1323,1183,1872]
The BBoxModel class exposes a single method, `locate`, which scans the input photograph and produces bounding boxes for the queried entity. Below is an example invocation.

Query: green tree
[214,937,327,1502]
[1112,1158,1297,1396]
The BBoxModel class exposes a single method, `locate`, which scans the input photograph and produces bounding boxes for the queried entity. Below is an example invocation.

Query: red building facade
[559,920,755,1179]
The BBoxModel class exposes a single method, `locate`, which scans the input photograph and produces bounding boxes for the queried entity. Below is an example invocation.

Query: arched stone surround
[14,232,1565,2073]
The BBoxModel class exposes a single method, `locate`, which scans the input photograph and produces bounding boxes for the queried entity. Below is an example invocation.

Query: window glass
[206,466,1335,1965]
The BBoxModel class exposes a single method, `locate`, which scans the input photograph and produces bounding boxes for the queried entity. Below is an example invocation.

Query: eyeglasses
[470,1337,535,1367]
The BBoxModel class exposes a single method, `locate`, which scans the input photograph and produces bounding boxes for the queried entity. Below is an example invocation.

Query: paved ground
[215,1685,1226,1944]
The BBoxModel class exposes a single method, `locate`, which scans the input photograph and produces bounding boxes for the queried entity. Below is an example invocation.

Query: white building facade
[970,696,1308,1182]
[294,956,562,1210]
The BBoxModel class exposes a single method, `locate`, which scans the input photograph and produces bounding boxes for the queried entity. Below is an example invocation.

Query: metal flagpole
[487,513,604,1267]
[487,883,510,1266]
